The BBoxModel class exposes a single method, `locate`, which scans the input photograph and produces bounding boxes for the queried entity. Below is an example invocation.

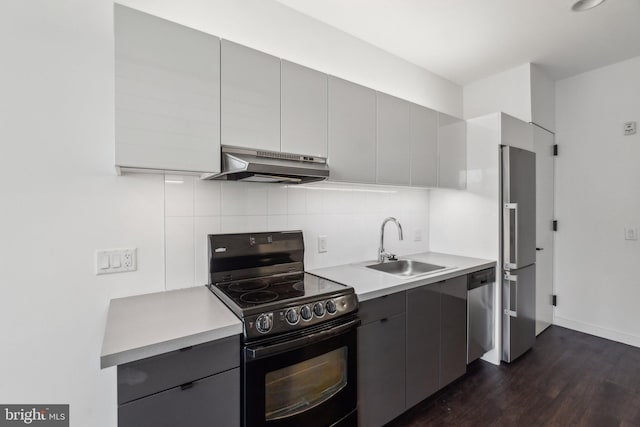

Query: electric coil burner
[207,231,359,427]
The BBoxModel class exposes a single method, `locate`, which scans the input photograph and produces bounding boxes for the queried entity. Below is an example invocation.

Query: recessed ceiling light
[571,0,606,12]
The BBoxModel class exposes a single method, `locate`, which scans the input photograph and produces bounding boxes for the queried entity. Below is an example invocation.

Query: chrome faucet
[378,217,404,263]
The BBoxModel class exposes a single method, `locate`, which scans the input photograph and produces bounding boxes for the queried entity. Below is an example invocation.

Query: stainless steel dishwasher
[467,267,495,363]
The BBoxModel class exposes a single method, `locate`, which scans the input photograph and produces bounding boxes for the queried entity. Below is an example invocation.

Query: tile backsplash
[164,176,430,289]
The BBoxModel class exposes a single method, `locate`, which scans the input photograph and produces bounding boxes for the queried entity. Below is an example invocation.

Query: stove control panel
[244,293,358,339]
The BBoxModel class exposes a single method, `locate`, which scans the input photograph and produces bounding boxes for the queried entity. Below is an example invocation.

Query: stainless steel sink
[366,260,446,277]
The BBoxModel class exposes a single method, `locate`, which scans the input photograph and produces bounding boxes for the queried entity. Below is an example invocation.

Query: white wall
[164,178,430,289]
[0,1,451,425]
[0,1,164,426]
[554,55,640,347]
[117,0,463,117]
[530,64,555,132]
[463,63,532,122]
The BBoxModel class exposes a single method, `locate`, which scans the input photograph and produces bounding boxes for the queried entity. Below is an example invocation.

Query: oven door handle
[245,318,360,360]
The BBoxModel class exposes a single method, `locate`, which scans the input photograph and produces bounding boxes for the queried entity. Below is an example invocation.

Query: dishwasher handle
[468,267,496,290]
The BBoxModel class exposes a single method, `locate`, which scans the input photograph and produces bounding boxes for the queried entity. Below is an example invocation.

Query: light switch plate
[414,229,423,242]
[623,121,636,136]
[624,228,637,241]
[96,248,137,275]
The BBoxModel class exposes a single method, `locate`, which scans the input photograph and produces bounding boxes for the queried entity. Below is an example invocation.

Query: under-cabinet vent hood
[202,146,330,184]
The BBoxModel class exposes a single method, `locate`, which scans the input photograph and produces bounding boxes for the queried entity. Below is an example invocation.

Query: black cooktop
[212,272,348,311]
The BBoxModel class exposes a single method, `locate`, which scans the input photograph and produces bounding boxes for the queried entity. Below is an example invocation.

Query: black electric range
[207,231,360,427]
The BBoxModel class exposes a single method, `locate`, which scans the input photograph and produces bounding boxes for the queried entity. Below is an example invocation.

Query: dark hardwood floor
[387,325,640,427]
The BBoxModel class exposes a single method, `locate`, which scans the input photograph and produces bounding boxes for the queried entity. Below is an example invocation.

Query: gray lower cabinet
[440,275,468,386]
[221,40,281,152]
[357,292,406,427]
[328,76,377,184]
[404,275,469,410]
[117,336,240,427]
[406,283,440,408]
[114,4,221,173]
[119,368,239,427]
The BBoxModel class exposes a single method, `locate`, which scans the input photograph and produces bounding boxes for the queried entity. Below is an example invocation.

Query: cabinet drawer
[118,336,239,404]
[119,368,240,427]
[358,291,405,325]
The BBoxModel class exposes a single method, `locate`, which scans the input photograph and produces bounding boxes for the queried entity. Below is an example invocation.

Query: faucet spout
[378,217,404,263]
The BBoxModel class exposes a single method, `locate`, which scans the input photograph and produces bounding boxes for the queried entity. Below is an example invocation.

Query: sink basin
[366,260,447,277]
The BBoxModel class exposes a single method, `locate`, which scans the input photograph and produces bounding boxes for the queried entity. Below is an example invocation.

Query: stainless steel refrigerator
[501,145,536,363]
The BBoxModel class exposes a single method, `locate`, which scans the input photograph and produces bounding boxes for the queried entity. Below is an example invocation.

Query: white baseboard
[553,315,640,349]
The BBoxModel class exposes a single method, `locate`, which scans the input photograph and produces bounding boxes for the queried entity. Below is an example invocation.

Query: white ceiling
[275,0,640,85]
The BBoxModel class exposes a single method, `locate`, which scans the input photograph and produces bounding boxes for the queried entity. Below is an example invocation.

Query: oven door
[243,316,359,427]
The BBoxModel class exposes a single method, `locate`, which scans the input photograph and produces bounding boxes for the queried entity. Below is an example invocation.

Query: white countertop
[309,252,496,302]
[100,286,242,368]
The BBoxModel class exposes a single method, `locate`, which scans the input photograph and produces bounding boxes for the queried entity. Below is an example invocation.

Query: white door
[534,125,555,335]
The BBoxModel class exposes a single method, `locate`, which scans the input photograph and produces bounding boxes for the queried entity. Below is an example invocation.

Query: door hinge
[553,220,558,231]
[552,295,557,306]
[553,144,558,156]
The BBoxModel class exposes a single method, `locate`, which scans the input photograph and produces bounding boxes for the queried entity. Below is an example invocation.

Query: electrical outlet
[96,248,137,275]
[624,228,638,241]
[318,236,328,253]
[414,229,423,242]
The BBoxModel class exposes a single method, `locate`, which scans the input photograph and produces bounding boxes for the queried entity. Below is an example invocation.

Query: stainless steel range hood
[202,146,330,184]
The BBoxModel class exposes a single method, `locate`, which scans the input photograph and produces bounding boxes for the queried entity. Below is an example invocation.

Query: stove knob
[256,314,272,333]
[313,302,325,317]
[300,305,312,321]
[285,308,299,325]
[326,300,337,314]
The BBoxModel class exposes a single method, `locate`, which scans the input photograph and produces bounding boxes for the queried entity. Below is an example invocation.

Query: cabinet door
[376,93,411,185]
[406,283,440,408]
[410,104,438,187]
[221,40,280,152]
[437,113,467,189]
[119,368,240,427]
[328,77,377,184]
[281,60,327,157]
[114,5,220,173]
[440,275,468,387]
[358,314,406,427]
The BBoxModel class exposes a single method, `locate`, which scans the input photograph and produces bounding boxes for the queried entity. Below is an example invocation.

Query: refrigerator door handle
[504,203,518,269]
[504,272,518,317]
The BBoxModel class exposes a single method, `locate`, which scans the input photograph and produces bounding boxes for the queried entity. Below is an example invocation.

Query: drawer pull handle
[180,382,195,391]
[179,346,193,352]
[380,318,389,323]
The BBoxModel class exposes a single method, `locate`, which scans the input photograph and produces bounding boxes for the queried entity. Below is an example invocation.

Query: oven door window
[265,347,348,420]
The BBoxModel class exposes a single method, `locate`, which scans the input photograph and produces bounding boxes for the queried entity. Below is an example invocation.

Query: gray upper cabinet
[114,5,220,173]
[281,60,328,157]
[328,77,377,184]
[221,40,280,152]
[376,93,411,185]
[410,104,439,187]
[438,113,467,190]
